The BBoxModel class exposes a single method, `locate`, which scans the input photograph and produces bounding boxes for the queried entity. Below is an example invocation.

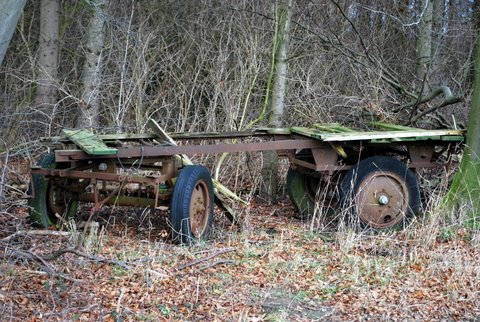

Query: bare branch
[176,247,237,270]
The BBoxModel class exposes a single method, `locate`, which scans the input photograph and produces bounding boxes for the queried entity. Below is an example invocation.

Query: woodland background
[0,0,477,143]
[1,0,480,320]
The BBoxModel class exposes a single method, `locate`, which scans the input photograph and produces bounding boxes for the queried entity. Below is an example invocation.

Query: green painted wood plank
[290,127,328,140]
[313,123,356,133]
[370,121,427,131]
[99,133,157,141]
[440,135,465,142]
[290,127,464,143]
[63,129,118,155]
[321,129,465,142]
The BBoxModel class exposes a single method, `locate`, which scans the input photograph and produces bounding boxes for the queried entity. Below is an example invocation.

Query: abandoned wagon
[28,120,464,243]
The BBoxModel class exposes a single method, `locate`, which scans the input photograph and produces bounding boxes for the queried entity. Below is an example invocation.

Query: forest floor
[0,159,479,321]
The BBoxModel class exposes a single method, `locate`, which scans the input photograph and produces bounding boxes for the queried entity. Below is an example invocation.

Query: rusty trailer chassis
[29,124,464,241]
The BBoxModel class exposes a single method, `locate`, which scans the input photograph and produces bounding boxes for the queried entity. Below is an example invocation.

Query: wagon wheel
[287,168,337,217]
[339,156,420,230]
[29,153,78,227]
[170,165,214,244]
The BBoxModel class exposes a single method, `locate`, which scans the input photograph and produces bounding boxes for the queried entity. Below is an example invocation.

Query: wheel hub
[355,171,409,229]
[378,194,389,205]
[189,180,210,237]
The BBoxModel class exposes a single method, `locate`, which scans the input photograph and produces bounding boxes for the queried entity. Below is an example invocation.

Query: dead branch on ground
[2,244,131,270]
[176,247,237,270]
[2,229,71,242]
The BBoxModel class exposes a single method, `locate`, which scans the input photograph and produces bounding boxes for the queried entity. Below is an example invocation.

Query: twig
[3,244,131,270]
[199,259,236,271]
[24,269,83,283]
[176,247,237,270]
[0,211,17,219]
[393,85,462,116]
[145,268,169,279]
[0,149,9,209]
[410,96,463,124]
[6,248,55,273]
[40,247,131,269]
[116,287,126,317]
[2,230,71,242]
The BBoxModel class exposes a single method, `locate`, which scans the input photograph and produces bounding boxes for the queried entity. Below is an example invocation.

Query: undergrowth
[0,157,479,321]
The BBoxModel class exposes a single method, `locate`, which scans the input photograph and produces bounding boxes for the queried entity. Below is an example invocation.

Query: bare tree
[444,2,480,224]
[76,0,106,129]
[416,0,433,85]
[0,0,27,66]
[259,0,293,205]
[445,30,480,225]
[430,0,445,80]
[34,0,60,133]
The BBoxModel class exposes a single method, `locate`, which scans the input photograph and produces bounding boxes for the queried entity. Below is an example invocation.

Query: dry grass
[1,195,479,321]
[0,156,479,321]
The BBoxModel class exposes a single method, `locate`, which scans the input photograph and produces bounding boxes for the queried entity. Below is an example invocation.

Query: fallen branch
[199,259,236,271]
[40,247,131,269]
[176,247,237,270]
[5,248,55,272]
[394,86,462,122]
[3,244,131,270]
[24,269,84,283]
[410,97,463,124]
[145,268,169,279]
[2,230,71,242]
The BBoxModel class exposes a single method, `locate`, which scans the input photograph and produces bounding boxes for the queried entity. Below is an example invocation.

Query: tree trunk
[268,0,292,129]
[0,0,27,66]
[35,0,60,133]
[76,0,106,129]
[416,0,433,84]
[444,32,480,227]
[430,0,445,82]
[259,0,293,205]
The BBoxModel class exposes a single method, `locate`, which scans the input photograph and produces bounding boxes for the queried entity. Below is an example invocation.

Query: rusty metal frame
[31,130,463,216]
[54,137,326,162]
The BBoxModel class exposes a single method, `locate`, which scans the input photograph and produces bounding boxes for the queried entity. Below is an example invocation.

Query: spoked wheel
[28,153,78,227]
[287,168,336,218]
[339,156,420,230]
[171,165,214,244]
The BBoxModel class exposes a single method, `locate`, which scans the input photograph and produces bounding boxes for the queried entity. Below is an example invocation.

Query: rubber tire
[170,165,214,244]
[339,156,421,230]
[28,153,78,227]
[286,168,316,217]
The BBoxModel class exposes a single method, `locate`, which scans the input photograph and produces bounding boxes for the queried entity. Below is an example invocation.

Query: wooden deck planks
[63,129,118,155]
[290,126,464,143]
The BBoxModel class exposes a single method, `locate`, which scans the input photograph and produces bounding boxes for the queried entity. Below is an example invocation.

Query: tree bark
[35,0,60,114]
[76,0,106,129]
[33,0,60,137]
[0,0,27,66]
[430,0,445,80]
[268,0,292,129]
[259,0,293,205]
[444,32,480,227]
[416,0,433,84]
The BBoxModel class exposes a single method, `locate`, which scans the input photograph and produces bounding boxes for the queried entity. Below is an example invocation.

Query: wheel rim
[355,171,409,229]
[189,179,211,238]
